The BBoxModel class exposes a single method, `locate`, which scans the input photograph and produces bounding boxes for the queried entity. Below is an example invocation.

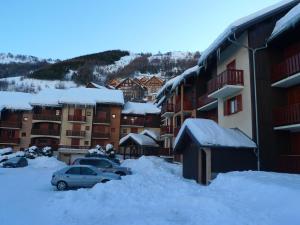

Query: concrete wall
[217,31,253,138]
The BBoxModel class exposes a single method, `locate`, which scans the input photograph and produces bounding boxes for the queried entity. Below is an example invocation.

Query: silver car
[72,157,132,176]
[51,165,121,191]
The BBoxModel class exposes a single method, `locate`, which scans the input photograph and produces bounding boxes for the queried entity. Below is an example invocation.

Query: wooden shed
[174,119,257,185]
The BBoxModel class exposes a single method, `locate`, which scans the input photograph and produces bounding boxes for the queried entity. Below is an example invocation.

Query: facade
[115,78,147,102]
[143,76,164,101]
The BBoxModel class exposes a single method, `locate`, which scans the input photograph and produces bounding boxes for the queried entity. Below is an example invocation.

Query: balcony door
[227,60,236,70]
[72,124,81,131]
[74,108,82,119]
[71,138,80,146]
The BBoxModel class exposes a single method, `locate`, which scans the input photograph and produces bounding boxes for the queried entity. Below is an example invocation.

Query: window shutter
[237,95,243,112]
[224,100,228,116]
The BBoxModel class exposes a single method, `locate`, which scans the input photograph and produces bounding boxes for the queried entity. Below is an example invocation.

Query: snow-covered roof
[174,119,257,149]
[198,0,298,66]
[30,87,124,106]
[0,91,33,111]
[122,101,161,115]
[140,129,160,141]
[157,95,166,106]
[88,82,107,89]
[269,2,300,40]
[119,133,159,147]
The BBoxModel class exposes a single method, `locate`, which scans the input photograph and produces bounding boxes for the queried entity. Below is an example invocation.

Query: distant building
[143,76,164,101]
[115,78,147,102]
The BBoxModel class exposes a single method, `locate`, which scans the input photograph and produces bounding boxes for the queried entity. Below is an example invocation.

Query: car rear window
[80,159,98,167]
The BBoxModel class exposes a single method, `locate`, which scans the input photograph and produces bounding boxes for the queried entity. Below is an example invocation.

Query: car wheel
[101,179,109,183]
[57,181,68,191]
[116,171,126,176]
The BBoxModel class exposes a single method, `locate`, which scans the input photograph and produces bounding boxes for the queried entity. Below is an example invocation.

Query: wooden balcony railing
[175,102,181,113]
[121,118,145,126]
[273,103,300,127]
[66,130,86,137]
[198,94,215,108]
[92,132,110,138]
[272,52,300,82]
[161,125,174,135]
[33,114,61,121]
[68,115,86,122]
[59,145,90,150]
[31,129,60,136]
[158,148,172,156]
[207,69,244,94]
[162,103,174,114]
[93,117,110,124]
[183,97,194,110]
[0,121,22,128]
[0,137,20,144]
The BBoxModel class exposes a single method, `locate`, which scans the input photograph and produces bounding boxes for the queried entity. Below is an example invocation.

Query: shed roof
[119,133,159,147]
[174,119,256,151]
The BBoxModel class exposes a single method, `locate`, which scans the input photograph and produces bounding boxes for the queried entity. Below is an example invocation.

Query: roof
[86,82,107,89]
[198,0,298,67]
[122,101,161,115]
[30,87,124,106]
[144,76,164,86]
[0,91,33,111]
[119,133,159,147]
[156,66,199,100]
[174,119,257,151]
[140,129,160,141]
[269,2,300,41]
[115,77,146,89]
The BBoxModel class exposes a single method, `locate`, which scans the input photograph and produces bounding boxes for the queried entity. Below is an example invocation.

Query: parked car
[85,153,120,164]
[24,146,39,159]
[42,146,53,157]
[2,157,28,168]
[72,158,131,176]
[51,165,121,191]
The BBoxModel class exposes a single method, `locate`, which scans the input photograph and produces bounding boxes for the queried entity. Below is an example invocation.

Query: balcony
[66,130,86,137]
[92,132,110,139]
[161,103,174,117]
[93,117,110,124]
[197,94,218,111]
[161,125,173,136]
[59,145,90,150]
[0,137,20,144]
[68,115,86,122]
[273,104,300,131]
[33,114,61,122]
[207,69,244,99]
[0,121,22,129]
[279,155,300,173]
[272,52,300,88]
[175,102,181,113]
[183,97,194,111]
[121,118,145,127]
[31,129,60,137]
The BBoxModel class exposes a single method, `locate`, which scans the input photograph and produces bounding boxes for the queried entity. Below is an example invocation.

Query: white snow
[1,156,300,225]
[140,129,160,141]
[0,76,79,93]
[198,0,296,66]
[170,65,200,92]
[30,87,124,106]
[122,101,161,115]
[119,133,159,147]
[0,147,13,156]
[174,119,257,148]
[269,3,300,40]
[0,91,33,111]
[149,51,196,62]
[0,52,58,64]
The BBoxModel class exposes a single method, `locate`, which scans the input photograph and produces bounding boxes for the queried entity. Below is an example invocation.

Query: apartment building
[0,92,33,150]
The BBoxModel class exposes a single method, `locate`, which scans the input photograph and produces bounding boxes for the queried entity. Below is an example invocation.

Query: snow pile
[30,87,124,106]
[0,76,79,93]
[198,0,296,66]
[0,53,58,64]
[122,101,161,115]
[0,91,33,111]
[28,156,65,169]
[0,147,13,156]
[270,2,300,40]
[119,133,159,147]
[174,118,257,148]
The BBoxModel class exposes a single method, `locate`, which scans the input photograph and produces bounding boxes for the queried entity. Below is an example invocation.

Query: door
[74,108,82,119]
[80,167,99,187]
[65,167,82,187]
[71,138,80,147]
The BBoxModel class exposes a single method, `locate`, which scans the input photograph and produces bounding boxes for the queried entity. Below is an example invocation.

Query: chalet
[156,0,300,174]
[143,76,164,101]
[174,119,257,184]
[0,92,33,151]
[115,78,147,102]
[107,78,120,87]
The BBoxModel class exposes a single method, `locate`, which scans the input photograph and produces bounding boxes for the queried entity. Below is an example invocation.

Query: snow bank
[269,3,300,40]
[28,156,66,169]
[122,101,160,115]
[174,118,257,148]
[0,91,33,111]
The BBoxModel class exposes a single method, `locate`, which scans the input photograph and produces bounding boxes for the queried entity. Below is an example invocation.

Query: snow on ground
[0,76,79,93]
[0,53,58,64]
[1,156,300,225]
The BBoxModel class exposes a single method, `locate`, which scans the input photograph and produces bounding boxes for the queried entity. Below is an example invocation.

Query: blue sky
[0,0,281,60]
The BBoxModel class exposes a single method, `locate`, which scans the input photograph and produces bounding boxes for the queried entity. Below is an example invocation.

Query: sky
[0,0,283,60]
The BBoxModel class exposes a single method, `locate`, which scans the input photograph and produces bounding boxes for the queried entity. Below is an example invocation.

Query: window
[131,127,138,133]
[227,60,236,70]
[66,167,81,175]
[80,167,97,176]
[21,132,26,137]
[87,111,91,116]
[85,126,90,131]
[122,128,127,134]
[55,110,60,116]
[224,95,242,116]
[84,141,89,145]
[112,114,116,119]
[23,117,28,121]
[98,159,112,168]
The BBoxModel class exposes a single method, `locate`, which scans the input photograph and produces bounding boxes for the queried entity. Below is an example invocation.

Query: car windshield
[7,157,20,163]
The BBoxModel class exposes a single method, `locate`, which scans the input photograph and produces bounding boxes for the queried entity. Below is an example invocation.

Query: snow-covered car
[51,165,121,191]
[24,146,39,159]
[42,146,53,157]
[72,157,131,176]
[0,148,13,156]
[2,157,28,168]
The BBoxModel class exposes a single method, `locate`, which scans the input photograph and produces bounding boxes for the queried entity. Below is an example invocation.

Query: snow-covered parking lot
[1,156,300,225]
